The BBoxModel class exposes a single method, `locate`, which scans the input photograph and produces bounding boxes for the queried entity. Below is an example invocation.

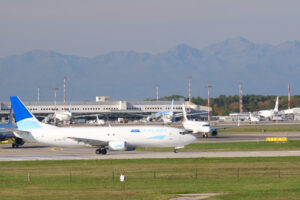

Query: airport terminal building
[0,97,210,122]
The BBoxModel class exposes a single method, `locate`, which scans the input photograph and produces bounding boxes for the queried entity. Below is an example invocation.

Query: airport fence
[17,167,300,185]
[111,167,300,179]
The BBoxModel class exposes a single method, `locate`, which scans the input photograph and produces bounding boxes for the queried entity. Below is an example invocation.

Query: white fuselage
[14,125,195,149]
[182,120,211,134]
[54,111,72,122]
[258,110,275,119]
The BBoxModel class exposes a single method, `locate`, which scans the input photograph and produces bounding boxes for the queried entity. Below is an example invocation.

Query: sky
[1,0,300,58]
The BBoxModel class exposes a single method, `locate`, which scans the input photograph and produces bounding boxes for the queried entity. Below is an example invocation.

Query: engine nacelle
[108,141,126,151]
[14,137,25,146]
[211,130,218,137]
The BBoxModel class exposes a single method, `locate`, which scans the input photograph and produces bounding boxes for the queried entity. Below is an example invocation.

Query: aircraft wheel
[95,149,101,154]
[202,134,205,138]
[174,149,179,153]
[12,143,15,148]
[101,148,107,155]
[15,145,19,148]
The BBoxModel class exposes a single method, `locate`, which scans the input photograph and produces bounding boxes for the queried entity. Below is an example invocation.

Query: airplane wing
[0,128,30,134]
[174,112,208,117]
[68,137,108,147]
[212,125,238,131]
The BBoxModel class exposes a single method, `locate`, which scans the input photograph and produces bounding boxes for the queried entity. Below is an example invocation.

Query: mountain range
[1,37,300,101]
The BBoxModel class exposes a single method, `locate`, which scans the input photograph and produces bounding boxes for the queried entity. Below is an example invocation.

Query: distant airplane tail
[182,103,188,121]
[170,99,174,113]
[10,96,53,130]
[274,96,279,112]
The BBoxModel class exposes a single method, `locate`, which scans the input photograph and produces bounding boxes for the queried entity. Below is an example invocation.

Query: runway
[1,145,300,161]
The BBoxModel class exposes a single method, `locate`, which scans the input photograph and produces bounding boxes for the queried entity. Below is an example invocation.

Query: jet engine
[211,130,218,137]
[15,137,24,146]
[108,141,126,151]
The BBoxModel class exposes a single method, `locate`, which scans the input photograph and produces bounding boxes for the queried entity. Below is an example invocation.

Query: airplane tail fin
[170,99,174,113]
[182,103,188,121]
[10,96,50,130]
[274,96,279,112]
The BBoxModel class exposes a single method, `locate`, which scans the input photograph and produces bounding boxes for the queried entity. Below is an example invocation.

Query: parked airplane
[248,112,260,123]
[182,104,237,138]
[0,108,25,148]
[10,96,196,154]
[258,96,279,119]
[146,99,176,123]
[147,99,205,123]
[54,110,72,122]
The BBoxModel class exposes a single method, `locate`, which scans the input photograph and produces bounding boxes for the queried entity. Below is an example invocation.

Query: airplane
[0,108,25,148]
[248,112,260,123]
[146,99,205,123]
[10,96,196,154]
[146,99,176,123]
[54,110,72,122]
[182,104,237,138]
[257,96,279,120]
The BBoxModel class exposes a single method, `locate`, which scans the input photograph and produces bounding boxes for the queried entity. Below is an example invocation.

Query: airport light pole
[206,85,212,121]
[37,86,40,104]
[54,88,59,125]
[64,76,66,111]
[188,76,192,113]
[156,84,159,101]
[239,82,243,113]
[288,84,291,109]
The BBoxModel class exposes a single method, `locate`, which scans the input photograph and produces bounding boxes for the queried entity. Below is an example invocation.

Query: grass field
[218,124,300,133]
[2,157,300,200]
[137,140,300,152]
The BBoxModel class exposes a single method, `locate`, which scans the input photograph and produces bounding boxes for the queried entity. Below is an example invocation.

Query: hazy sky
[1,0,300,57]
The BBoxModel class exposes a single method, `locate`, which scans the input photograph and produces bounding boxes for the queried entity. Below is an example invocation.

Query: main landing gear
[174,149,179,153]
[96,148,107,155]
[12,143,19,148]
[202,133,209,138]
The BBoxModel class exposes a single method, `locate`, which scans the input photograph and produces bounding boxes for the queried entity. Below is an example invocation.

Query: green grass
[138,140,300,152]
[2,157,300,199]
[218,124,300,133]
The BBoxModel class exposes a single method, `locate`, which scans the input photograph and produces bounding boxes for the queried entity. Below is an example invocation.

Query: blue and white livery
[10,96,196,154]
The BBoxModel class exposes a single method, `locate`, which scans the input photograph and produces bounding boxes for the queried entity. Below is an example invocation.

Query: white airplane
[182,104,237,138]
[147,99,176,123]
[258,96,279,119]
[147,99,204,124]
[10,96,196,154]
[54,110,72,122]
[248,112,260,123]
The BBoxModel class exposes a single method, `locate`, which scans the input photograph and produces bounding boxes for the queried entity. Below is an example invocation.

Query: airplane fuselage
[15,126,195,149]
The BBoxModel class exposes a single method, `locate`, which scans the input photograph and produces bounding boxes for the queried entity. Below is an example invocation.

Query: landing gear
[96,148,107,155]
[12,143,19,148]
[174,149,179,153]
[202,133,209,138]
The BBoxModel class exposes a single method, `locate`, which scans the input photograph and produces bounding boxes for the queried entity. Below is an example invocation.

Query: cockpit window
[203,124,210,127]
